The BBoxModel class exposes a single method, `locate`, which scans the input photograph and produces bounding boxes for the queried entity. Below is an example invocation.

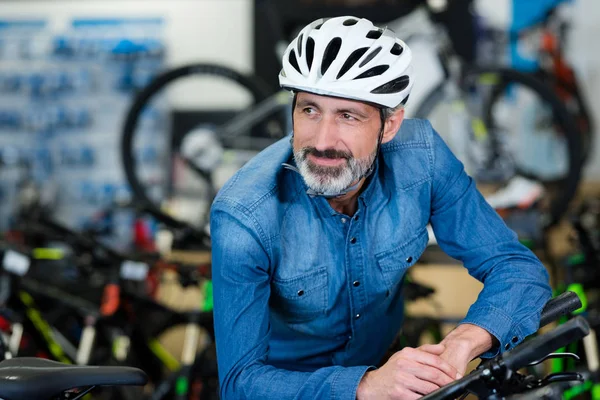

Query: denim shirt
[210,119,551,400]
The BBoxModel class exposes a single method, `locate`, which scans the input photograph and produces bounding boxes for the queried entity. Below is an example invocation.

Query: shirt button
[297,290,304,296]
[406,256,413,263]
[355,314,361,319]
[348,335,352,340]
[350,237,357,244]
[504,343,510,350]
[353,215,359,221]
[341,218,347,223]
[512,336,519,343]
[353,281,360,287]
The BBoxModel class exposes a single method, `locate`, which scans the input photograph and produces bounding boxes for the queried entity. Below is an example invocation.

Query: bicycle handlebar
[503,316,589,371]
[421,317,589,400]
[421,291,587,400]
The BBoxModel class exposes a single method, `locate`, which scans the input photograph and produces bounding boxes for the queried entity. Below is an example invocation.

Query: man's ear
[381,107,405,144]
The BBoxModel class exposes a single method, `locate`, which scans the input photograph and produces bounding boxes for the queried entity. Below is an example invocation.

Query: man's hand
[356,344,461,400]
[434,324,497,376]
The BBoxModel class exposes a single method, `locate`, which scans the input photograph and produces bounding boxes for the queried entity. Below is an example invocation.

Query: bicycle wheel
[121,63,285,237]
[414,66,583,227]
[557,77,594,164]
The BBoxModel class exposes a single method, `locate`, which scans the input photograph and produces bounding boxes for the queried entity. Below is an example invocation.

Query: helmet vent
[336,47,368,79]
[306,37,315,71]
[343,18,358,26]
[366,29,383,40]
[355,65,389,80]
[297,34,303,57]
[321,37,342,75]
[390,42,403,56]
[288,49,301,74]
[371,75,410,94]
[359,46,382,68]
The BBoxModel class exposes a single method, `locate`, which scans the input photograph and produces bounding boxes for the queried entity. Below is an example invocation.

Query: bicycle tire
[562,78,594,163]
[414,66,583,227]
[540,69,594,163]
[121,63,274,234]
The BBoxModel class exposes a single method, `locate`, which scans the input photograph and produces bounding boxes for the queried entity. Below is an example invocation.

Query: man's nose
[313,117,339,151]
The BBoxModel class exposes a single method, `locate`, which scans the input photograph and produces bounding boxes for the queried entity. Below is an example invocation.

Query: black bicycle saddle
[0,357,147,399]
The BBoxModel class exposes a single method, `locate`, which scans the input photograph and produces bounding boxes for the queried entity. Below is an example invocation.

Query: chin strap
[285,109,386,199]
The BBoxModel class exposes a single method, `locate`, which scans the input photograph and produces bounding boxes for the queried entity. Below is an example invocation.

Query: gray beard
[293,147,376,196]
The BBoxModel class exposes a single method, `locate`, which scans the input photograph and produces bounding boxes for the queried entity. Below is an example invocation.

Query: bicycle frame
[1,240,216,400]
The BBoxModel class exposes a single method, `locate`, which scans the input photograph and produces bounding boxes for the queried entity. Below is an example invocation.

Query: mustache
[302,147,352,160]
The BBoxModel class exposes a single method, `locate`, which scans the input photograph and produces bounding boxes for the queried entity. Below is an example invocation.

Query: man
[210,16,551,400]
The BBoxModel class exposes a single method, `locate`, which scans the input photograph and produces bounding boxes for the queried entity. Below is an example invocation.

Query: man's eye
[342,113,355,120]
[304,107,315,114]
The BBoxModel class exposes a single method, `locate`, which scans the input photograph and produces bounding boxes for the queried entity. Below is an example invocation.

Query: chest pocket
[375,229,429,293]
[270,267,328,323]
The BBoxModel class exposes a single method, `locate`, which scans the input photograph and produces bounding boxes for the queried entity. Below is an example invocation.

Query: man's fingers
[418,343,445,355]
[411,364,455,387]
[398,348,459,381]
[401,373,441,396]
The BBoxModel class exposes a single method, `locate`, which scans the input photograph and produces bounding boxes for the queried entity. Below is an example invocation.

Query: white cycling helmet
[279,16,414,109]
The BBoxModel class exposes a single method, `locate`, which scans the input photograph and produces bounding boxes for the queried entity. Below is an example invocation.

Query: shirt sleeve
[210,199,372,400]
[426,122,552,357]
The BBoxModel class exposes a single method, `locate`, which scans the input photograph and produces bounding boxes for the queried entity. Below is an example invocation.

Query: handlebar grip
[503,316,590,371]
[539,291,582,328]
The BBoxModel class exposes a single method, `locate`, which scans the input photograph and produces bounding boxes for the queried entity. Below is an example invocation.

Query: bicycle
[2,214,218,399]
[544,198,600,400]
[420,290,590,399]
[120,63,287,244]
[0,303,149,400]
[404,0,584,230]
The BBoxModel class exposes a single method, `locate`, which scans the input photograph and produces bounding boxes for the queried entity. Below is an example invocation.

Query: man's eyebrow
[334,107,370,119]
[296,99,371,119]
[295,99,320,109]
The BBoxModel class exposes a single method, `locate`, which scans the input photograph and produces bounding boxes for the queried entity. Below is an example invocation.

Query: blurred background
[0,0,599,399]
